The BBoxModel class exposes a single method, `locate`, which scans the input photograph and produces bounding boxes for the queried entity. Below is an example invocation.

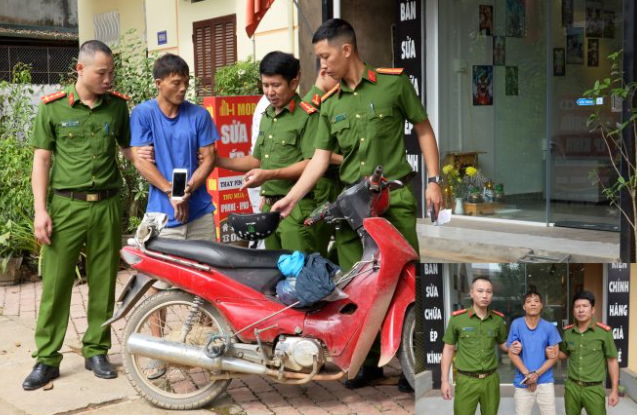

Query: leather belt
[263,193,313,206]
[569,377,603,387]
[54,189,118,202]
[457,369,496,379]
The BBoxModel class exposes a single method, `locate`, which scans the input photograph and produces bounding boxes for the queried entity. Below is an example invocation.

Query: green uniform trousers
[313,176,343,262]
[565,380,607,415]
[335,185,418,367]
[454,372,500,415]
[335,185,419,272]
[263,198,318,253]
[33,194,121,367]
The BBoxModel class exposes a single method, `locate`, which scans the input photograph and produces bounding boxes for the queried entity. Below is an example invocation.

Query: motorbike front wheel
[398,304,416,390]
[122,290,232,410]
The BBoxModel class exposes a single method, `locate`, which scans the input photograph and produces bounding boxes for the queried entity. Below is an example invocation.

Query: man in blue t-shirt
[130,53,218,379]
[507,289,561,415]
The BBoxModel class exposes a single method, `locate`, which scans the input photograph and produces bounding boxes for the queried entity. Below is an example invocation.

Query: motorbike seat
[146,238,290,295]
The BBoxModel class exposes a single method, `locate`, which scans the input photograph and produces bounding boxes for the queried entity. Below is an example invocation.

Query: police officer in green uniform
[440,277,521,415]
[302,68,342,260]
[272,18,443,270]
[555,291,620,415]
[272,18,444,389]
[217,51,319,252]
[23,40,132,390]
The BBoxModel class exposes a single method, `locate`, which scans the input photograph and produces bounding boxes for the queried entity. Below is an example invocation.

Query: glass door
[547,0,623,231]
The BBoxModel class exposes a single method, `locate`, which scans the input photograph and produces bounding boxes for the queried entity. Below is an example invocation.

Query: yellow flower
[466,166,478,177]
[442,164,454,175]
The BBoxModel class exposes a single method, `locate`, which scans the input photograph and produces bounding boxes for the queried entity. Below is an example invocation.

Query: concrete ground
[417,385,637,415]
[0,271,414,415]
[417,216,620,263]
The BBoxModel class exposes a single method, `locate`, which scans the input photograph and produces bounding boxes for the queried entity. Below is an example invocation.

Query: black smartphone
[430,206,438,222]
[171,169,188,200]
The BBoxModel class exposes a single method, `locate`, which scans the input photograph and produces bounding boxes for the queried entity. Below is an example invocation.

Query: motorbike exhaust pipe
[127,333,269,376]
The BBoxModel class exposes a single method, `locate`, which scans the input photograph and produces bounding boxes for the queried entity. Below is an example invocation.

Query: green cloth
[442,306,508,372]
[559,320,618,382]
[253,94,318,196]
[454,371,501,415]
[314,63,428,184]
[30,84,131,191]
[262,198,318,253]
[33,194,121,366]
[336,185,419,271]
[565,380,607,415]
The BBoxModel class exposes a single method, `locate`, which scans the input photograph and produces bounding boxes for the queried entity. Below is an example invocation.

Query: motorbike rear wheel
[398,304,416,390]
[122,290,232,410]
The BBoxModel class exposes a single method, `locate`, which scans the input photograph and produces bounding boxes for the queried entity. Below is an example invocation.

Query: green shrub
[214,57,262,96]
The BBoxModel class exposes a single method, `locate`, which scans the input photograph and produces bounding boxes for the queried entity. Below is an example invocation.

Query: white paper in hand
[434,209,452,226]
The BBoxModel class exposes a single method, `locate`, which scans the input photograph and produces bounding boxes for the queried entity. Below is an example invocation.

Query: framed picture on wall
[588,39,599,67]
[562,0,574,28]
[473,65,493,106]
[567,27,584,64]
[554,48,566,76]
[505,66,519,96]
[479,5,493,36]
[493,36,506,66]
[586,1,603,38]
[603,10,615,38]
[506,0,525,38]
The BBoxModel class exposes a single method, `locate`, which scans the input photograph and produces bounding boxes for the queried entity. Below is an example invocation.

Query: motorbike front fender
[379,262,415,367]
[101,273,155,327]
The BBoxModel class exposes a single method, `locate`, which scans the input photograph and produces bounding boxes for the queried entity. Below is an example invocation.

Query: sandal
[145,359,167,380]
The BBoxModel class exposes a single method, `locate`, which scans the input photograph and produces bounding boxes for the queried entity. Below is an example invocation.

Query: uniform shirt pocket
[330,118,352,151]
[57,126,87,154]
[273,132,300,164]
[368,105,396,139]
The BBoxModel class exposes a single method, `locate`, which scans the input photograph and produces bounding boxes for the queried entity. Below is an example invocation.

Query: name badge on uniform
[462,327,475,332]
[60,120,80,127]
[333,114,347,123]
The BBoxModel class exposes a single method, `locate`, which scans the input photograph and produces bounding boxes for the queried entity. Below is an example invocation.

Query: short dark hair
[523,287,542,303]
[312,18,357,49]
[153,53,189,80]
[78,40,112,63]
[472,276,492,287]
[259,51,299,83]
[573,290,595,307]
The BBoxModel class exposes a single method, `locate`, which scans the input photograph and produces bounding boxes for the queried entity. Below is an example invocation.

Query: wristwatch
[428,175,444,185]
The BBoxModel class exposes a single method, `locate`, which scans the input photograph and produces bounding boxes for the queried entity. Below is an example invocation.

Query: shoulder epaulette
[491,310,505,318]
[564,324,574,330]
[311,93,321,107]
[108,90,131,101]
[596,322,611,331]
[321,84,340,103]
[41,91,67,104]
[376,67,404,75]
[452,309,468,317]
[299,101,317,115]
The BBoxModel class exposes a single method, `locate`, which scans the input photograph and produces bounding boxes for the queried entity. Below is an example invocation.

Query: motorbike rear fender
[379,262,416,367]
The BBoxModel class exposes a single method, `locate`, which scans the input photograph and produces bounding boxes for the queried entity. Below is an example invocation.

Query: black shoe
[22,363,60,390]
[344,366,384,389]
[397,373,414,393]
[85,355,117,379]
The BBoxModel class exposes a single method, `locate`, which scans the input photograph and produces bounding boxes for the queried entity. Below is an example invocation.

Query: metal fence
[0,45,78,84]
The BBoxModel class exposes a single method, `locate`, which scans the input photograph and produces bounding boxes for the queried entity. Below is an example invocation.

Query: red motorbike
[105,166,417,409]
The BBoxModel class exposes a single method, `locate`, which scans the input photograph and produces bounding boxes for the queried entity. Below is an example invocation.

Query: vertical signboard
[606,263,630,369]
[203,96,261,243]
[421,263,444,389]
[395,0,425,217]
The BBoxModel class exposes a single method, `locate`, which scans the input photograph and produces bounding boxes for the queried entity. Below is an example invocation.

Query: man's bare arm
[189,144,215,191]
[216,155,261,173]
[32,149,53,245]
[131,146,171,193]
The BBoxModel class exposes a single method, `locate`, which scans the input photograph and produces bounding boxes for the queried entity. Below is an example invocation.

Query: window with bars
[0,45,78,84]
[193,14,237,96]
